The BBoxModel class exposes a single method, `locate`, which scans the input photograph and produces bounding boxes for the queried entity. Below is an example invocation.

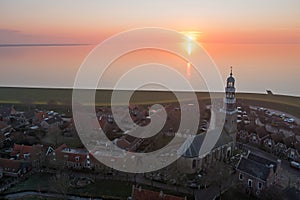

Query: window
[24,153,30,159]
[75,156,80,161]
[248,179,253,187]
[192,159,196,169]
[258,182,262,190]
[291,151,295,158]
[239,173,244,180]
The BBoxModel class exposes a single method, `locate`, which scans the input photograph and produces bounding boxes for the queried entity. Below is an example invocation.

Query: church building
[177,67,238,174]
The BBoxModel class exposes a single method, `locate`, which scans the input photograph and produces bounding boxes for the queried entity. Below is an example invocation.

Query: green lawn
[5,173,132,199]
[69,179,132,198]
[5,173,51,193]
[1,87,299,108]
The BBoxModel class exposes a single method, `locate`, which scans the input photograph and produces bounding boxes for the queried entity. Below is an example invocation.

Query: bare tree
[206,161,231,200]
[48,126,62,147]
[50,172,70,199]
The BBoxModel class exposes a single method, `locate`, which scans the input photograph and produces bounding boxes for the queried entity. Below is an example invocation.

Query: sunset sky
[0,0,300,95]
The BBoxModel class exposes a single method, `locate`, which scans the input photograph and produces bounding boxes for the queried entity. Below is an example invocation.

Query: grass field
[5,173,132,199]
[0,86,299,117]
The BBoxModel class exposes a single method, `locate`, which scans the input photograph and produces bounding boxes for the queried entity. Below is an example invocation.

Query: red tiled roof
[54,144,90,163]
[11,144,33,156]
[117,138,131,150]
[132,186,185,200]
[54,144,67,153]
[0,158,23,172]
[64,150,88,163]
[36,111,48,122]
[10,144,43,159]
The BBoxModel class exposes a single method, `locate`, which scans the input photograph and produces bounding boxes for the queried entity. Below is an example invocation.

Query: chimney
[268,164,274,175]
[247,150,251,157]
[159,190,164,198]
[277,159,282,173]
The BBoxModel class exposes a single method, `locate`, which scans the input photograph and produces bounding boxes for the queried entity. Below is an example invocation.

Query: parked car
[290,161,300,170]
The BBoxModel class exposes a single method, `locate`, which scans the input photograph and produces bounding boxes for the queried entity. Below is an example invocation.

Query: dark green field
[0,87,299,117]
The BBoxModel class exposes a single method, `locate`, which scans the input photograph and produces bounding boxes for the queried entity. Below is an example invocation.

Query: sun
[180,31,202,42]
[180,31,202,55]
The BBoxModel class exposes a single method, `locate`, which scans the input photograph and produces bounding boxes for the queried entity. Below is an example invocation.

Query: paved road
[250,106,300,125]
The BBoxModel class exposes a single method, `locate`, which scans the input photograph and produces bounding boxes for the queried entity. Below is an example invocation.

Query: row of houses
[237,126,300,162]
[0,106,65,134]
[0,143,44,178]
[0,142,104,179]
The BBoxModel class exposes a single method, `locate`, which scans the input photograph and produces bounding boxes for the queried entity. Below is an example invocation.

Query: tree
[48,126,62,147]
[206,161,232,200]
[50,172,70,199]
[260,185,284,200]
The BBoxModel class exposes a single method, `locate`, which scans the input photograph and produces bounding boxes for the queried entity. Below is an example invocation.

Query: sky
[1,0,300,44]
[0,0,300,95]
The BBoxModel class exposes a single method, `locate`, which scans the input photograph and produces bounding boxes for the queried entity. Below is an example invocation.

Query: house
[282,136,296,149]
[10,144,44,168]
[273,143,287,158]
[131,185,186,200]
[48,144,92,170]
[0,158,30,177]
[285,148,300,162]
[35,111,48,122]
[115,135,144,152]
[248,127,269,146]
[22,110,38,124]
[262,138,275,152]
[0,106,16,120]
[237,130,249,143]
[236,151,282,197]
[40,114,63,129]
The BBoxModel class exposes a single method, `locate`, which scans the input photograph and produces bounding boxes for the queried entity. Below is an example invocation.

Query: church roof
[182,128,233,158]
[214,129,234,148]
[227,76,235,83]
[182,134,205,158]
[227,66,235,82]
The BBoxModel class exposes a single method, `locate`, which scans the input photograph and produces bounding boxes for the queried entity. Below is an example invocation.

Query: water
[0,43,299,96]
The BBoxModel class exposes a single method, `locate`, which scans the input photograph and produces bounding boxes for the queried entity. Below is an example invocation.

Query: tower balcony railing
[224,98,236,104]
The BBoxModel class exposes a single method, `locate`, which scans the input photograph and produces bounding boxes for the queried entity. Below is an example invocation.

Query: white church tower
[223,67,238,143]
